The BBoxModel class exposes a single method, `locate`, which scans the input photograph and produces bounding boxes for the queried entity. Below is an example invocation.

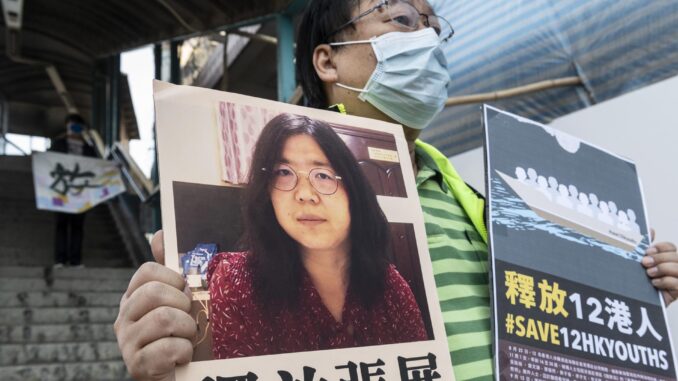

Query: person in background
[114,1,678,380]
[50,114,97,268]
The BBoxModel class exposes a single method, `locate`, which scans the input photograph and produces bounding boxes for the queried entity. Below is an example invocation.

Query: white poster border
[154,81,455,380]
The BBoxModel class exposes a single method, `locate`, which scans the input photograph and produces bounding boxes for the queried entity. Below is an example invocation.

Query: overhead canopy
[4,0,677,150]
[0,0,300,138]
[424,0,678,157]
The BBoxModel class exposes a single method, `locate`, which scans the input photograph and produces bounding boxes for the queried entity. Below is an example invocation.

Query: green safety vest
[415,139,488,243]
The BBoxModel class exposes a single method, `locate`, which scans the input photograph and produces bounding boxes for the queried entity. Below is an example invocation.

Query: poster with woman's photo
[153,80,454,380]
[484,105,677,381]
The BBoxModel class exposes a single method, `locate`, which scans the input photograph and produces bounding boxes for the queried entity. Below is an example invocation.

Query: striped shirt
[415,147,494,381]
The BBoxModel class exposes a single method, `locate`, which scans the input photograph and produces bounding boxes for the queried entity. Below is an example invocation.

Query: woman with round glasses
[207,113,427,358]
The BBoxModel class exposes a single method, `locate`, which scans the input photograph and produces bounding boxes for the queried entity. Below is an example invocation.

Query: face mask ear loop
[335,82,366,93]
[328,38,374,94]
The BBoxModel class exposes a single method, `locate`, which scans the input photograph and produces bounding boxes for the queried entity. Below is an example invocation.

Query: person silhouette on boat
[547,176,559,198]
[607,201,620,225]
[597,201,614,225]
[515,167,527,183]
[588,193,600,217]
[526,168,538,186]
[537,176,553,201]
[617,210,632,231]
[608,201,618,216]
[556,184,573,209]
[627,209,641,234]
[568,184,578,202]
[576,192,594,217]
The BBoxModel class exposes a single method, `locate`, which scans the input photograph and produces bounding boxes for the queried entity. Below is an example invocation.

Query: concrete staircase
[0,155,135,380]
[0,266,133,380]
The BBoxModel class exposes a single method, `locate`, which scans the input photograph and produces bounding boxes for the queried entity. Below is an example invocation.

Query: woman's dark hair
[296,0,360,109]
[242,113,390,310]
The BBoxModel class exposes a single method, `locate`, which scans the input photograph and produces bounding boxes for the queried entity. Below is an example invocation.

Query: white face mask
[330,28,450,130]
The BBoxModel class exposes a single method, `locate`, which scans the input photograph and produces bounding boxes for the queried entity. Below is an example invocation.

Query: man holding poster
[114,1,678,380]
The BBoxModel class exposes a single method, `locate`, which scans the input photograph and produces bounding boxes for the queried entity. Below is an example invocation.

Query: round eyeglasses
[265,164,343,195]
[329,0,455,43]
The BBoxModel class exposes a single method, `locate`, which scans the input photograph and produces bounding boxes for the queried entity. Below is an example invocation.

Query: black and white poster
[484,105,677,381]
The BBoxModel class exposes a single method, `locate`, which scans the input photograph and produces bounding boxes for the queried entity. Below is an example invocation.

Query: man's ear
[313,44,339,83]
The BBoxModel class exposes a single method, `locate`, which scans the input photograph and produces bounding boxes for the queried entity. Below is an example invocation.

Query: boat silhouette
[495,170,642,252]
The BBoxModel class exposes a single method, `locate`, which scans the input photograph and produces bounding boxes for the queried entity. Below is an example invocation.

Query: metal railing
[88,130,155,266]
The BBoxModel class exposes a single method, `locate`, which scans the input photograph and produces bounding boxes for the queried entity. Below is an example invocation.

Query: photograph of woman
[207,113,428,359]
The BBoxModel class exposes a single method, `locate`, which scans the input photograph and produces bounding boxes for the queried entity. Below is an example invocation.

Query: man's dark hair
[296,0,360,109]
[64,114,86,126]
[242,113,390,310]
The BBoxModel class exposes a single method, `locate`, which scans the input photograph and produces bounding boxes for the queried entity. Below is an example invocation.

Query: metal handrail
[110,142,155,202]
[95,141,154,265]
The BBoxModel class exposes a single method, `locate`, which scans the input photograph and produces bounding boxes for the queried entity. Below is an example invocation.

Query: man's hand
[114,230,196,381]
[642,229,678,305]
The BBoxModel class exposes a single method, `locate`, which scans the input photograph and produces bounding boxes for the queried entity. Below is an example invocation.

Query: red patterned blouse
[207,252,428,359]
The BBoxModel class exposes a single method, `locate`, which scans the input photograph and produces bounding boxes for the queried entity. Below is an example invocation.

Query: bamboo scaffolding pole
[445,76,582,107]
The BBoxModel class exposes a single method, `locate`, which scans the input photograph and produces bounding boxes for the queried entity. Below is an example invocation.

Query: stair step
[0,200,115,215]
[0,267,134,280]
[0,202,52,212]
[0,307,118,325]
[0,174,34,182]
[0,205,115,216]
[0,216,119,228]
[0,183,34,192]
[0,232,121,242]
[0,323,117,343]
[0,237,127,250]
[0,179,32,188]
[0,192,36,201]
[0,267,44,278]
[0,360,130,381]
[0,209,115,218]
[0,291,124,308]
[0,192,34,199]
[0,341,121,365]
[1,218,117,226]
[0,178,33,186]
[1,224,123,233]
[0,278,129,292]
[0,180,34,190]
[0,202,117,218]
[0,156,32,172]
[1,246,124,255]
[0,256,131,268]
[0,227,119,237]
[0,248,130,267]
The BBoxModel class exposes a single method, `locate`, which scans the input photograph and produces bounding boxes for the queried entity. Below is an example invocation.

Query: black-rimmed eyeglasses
[329,0,455,43]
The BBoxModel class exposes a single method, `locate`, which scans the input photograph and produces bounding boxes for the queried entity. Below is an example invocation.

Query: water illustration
[490,175,647,262]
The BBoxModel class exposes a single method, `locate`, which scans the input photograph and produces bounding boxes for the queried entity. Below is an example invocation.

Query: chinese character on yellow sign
[538,279,568,317]
[505,271,536,309]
